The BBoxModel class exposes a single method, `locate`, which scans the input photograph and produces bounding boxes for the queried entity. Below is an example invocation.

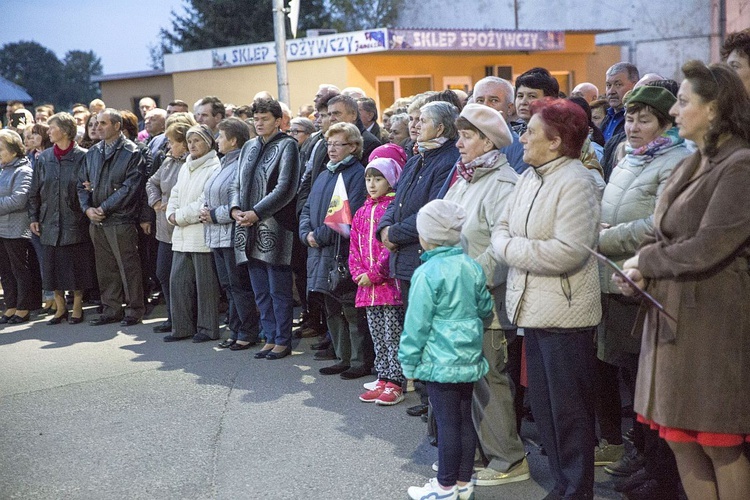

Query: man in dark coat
[327,95,381,164]
[78,108,146,326]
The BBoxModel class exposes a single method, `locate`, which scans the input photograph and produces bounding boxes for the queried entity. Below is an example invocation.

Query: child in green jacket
[400,199,493,500]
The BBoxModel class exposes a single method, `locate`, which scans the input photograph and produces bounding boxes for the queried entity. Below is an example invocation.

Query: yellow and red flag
[324,174,352,237]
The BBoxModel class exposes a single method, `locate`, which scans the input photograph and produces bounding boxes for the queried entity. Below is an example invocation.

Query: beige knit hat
[460,103,513,149]
[417,199,466,247]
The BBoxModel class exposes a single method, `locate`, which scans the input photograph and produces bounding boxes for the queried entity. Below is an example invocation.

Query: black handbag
[327,234,354,295]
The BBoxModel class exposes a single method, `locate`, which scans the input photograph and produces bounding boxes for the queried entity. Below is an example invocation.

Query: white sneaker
[432,460,439,472]
[457,482,475,500]
[362,378,380,390]
[407,478,458,500]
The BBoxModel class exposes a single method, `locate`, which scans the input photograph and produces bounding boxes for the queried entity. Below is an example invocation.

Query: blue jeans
[213,247,259,342]
[427,381,477,487]
[247,259,293,347]
[525,327,597,499]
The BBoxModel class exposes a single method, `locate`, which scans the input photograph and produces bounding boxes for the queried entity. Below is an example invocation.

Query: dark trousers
[595,358,623,445]
[155,241,173,322]
[213,247,259,343]
[170,251,220,339]
[525,327,597,500]
[90,224,145,319]
[0,238,38,310]
[506,334,525,432]
[427,381,477,486]
[324,294,373,369]
[138,224,158,298]
[247,259,293,347]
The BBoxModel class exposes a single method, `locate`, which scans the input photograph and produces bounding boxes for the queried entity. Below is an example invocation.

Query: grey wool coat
[635,136,750,434]
[201,149,240,249]
[229,132,300,266]
[0,156,32,239]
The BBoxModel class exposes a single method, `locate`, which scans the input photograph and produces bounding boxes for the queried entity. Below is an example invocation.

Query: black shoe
[254,348,274,359]
[625,479,679,500]
[605,450,646,477]
[120,316,140,327]
[311,338,331,351]
[614,468,650,493]
[229,341,256,351]
[68,314,84,325]
[90,315,121,326]
[8,313,30,324]
[47,310,69,325]
[406,404,429,417]
[152,321,172,333]
[313,347,336,360]
[294,327,320,339]
[266,346,292,360]
[0,315,11,324]
[218,339,236,349]
[163,334,190,342]
[340,366,371,379]
[192,333,213,343]
[319,363,350,375]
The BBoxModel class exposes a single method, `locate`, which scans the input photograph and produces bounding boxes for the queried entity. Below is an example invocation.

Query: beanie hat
[416,199,466,247]
[368,143,407,168]
[460,103,513,149]
[365,157,402,189]
[186,124,216,150]
[625,86,676,123]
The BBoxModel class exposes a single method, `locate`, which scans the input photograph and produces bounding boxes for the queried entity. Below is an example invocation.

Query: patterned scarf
[455,150,502,182]
[625,127,684,167]
[416,137,448,154]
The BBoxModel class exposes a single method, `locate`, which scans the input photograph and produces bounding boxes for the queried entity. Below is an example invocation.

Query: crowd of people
[3,27,750,500]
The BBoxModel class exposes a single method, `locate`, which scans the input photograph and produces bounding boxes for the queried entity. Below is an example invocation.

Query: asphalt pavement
[0,305,623,499]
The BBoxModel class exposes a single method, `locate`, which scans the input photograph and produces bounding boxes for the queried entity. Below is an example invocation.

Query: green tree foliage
[0,41,102,109]
[61,50,103,108]
[328,0,404,32]
[0,41,64,105]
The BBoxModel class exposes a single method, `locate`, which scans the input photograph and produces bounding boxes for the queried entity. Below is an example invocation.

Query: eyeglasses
[326,142,351,149]
[289,129,302,135]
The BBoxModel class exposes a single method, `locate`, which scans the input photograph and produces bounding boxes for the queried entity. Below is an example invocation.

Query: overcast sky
[1,0,185,75]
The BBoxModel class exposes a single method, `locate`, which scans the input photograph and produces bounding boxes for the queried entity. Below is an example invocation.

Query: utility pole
[272,0,290,105]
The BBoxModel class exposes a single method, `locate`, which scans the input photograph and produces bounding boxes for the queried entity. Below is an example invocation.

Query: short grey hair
[99,108,123,127]
[48,112,78,141]
[290,117,315,134]
[389,113,409,128]
[607,62,640,83]
[475,76,515,104]
[420,101,458,139]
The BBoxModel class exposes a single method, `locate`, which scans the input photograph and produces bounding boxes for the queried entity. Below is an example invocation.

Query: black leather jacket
[77,135,146,226]
[29,145,90,246]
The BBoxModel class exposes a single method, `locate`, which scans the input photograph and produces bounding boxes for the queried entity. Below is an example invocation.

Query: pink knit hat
[368,143,407,168]
[366,157,402,189]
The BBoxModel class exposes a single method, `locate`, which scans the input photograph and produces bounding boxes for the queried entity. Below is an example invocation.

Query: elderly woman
[594,86,689,476]
[492,98,602,499]
[387,113,410,149]
[300,122,369,376]
[722,28,750,95]
[403,94,432,158]
[0,130,36,324]
[442,103,529,485]
[230,98,300,360]
[616,61,750,500]
[27,113,94,324]
[378,101,459,299]
[198,117,260,350]
[163,124,221,342]
[146,115,195,334]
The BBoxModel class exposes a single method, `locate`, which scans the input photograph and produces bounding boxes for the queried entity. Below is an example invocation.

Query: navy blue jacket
[299,156,366,297]
[377,138,459,281]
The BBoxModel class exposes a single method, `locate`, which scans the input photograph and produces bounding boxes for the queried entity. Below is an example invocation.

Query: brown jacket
[635,136,750,434]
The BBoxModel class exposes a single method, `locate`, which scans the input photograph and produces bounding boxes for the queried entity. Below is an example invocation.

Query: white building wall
[396,0,716,81]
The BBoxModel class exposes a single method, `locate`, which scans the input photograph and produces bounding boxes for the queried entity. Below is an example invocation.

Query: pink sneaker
[376,382,404,406]
[359,379,386,402]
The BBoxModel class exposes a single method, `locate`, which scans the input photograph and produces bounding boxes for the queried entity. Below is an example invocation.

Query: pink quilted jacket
[348,193,403,307]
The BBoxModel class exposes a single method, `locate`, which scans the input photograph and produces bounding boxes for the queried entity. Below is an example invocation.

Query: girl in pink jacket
[349,157,404,405]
